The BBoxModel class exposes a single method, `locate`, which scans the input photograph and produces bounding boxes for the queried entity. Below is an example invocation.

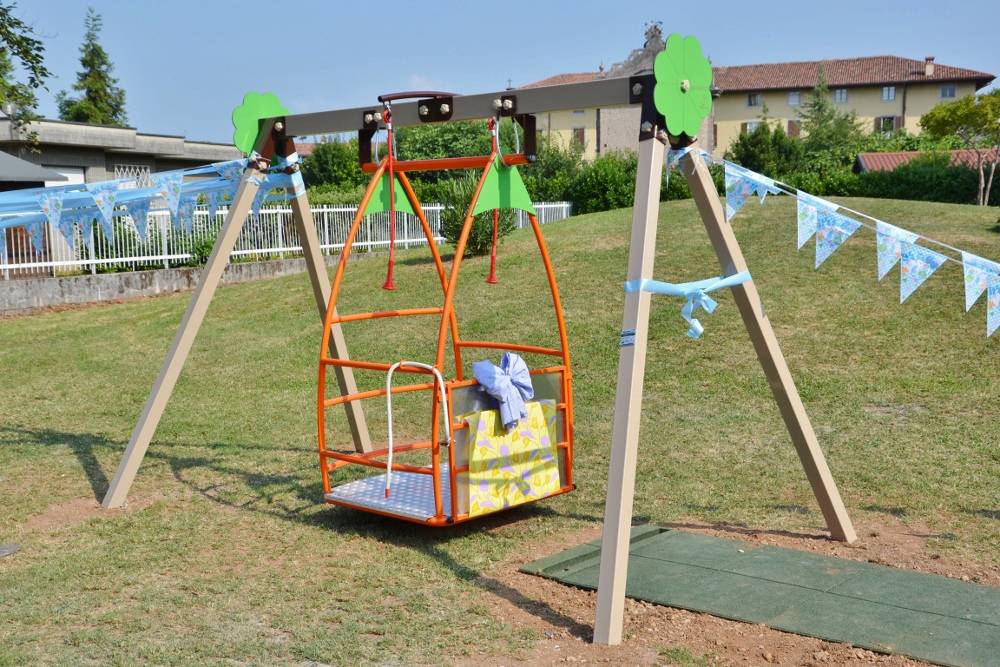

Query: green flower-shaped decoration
[653,34,713,140]
[231,92,289,154]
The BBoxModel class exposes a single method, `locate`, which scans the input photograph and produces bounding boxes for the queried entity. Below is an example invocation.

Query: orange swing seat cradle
[316,146,575,526]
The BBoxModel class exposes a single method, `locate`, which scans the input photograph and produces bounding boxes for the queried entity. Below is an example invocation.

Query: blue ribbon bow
[471,352,535,430]
[624,271,752,339]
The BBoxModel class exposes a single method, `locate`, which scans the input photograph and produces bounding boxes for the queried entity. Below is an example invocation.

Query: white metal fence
[0,201,572,279]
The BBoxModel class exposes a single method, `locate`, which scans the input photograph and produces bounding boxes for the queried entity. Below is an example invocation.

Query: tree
[725,121,805,177]
[798,68,864,159]
[0,2,51,146]
[57,7,127,126]
[920,90,1000,206]
[301,138,367,189]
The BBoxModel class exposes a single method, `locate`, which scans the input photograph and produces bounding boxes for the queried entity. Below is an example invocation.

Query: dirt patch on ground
[457,515,997,666]
[22,493,159,532]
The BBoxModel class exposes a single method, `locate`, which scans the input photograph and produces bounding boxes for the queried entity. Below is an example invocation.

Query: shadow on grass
[968,509,1000,520]
[4,424,598,639]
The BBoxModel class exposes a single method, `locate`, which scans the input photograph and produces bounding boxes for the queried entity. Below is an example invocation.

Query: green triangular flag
[364,173,416,216]
[473,156,536,216]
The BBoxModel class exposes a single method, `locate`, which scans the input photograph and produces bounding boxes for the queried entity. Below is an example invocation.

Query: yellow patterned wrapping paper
[463,399,562,517]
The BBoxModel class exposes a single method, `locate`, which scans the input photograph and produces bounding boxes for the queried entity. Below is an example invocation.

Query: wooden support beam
[102,159,266,509]
[594,137,857,647]
[679,146,856,544]
[285,142,372,453]
[593,132,666,645]
[102,129,375,509]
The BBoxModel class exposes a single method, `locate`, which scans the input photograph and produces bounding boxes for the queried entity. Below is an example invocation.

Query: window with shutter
[787,120,800,137]
[571,127,585,147]
[740,122,748,134]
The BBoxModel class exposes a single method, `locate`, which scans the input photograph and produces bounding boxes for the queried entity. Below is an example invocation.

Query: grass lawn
[1,196,998,665]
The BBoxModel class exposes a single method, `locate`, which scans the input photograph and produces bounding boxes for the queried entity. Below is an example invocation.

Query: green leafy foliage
[797,68,864,159]
[855,153,983,204]
[56,8,127,126]
[437,173,515,257]
[569,151,638,214]
[0,2,50,146]
[301,139,367,190]
[726,122,805,177]
[520,136,584,202]
[920,90,1000,205]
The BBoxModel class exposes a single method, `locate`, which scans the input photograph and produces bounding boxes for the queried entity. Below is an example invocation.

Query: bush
[726,122,805,176]
[438,174,516,257]
[301,140,367,189]
[569,151,638,214]
[520,137,584,202]
[306,183,368,206]
[856,153,981,204]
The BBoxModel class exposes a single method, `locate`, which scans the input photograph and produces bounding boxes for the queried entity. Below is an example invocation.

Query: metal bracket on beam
[499,94,517,117]
[357,109,380,165]
[514,114,537,161]
[417,96,454,123]
[629,74,666,143]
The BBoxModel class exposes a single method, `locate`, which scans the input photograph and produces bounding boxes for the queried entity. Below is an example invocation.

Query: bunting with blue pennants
[724,162,780,222]
[662,149,1000,338]
[123,199,153,241]
[815,209,861,268]
[876,221,920,281]
[0,157,304,266]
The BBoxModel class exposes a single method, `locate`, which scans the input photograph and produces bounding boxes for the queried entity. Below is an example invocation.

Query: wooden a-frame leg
[287,171,372,453]
[593,133,666,645]
[102,165,265,509]
[680,146,856,544]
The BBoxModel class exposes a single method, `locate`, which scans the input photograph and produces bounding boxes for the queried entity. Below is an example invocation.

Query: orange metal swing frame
[316,146,575,526]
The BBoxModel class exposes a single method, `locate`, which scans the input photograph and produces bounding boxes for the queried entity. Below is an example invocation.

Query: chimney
[925,56,935,76]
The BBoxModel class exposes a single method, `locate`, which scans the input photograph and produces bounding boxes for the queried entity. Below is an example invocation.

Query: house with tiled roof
[521,24,995,158]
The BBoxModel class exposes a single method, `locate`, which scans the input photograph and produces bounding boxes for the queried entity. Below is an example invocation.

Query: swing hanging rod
[279,74,653,136]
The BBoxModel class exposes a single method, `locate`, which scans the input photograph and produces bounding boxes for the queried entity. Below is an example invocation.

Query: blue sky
[19,0,1000,144]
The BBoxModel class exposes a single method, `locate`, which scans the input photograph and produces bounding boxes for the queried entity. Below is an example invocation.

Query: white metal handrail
[384,361,451,499]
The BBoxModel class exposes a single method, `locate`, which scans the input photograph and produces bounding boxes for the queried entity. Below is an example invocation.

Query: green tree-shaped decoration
[231,92,288,154]
[57,8,127,126]
[653,34,713,140]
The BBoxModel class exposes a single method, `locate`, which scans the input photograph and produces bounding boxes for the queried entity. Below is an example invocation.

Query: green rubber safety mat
[521,526,1000,667]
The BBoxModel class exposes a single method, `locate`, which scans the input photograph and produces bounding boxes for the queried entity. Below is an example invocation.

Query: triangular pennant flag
[960,251,1000,311]
[252,186,269,217]
[153,171,184,217]
[815,209,861,268]
[900,242,948,303]
[38,190,65,233]
[724,164,753,222]
[25,218,46,253]
[364,173,416,216]
[473,155,536,216]
[796,192,837,250]
[875,221,919,281]
[124,199,153,241]
[987,275,1000,337]
[206,191,220,221]
[796,196,818,250]
[216,159,246,182]
[175,195,197,232]
[86,181,119,241]
[56,207,82,246]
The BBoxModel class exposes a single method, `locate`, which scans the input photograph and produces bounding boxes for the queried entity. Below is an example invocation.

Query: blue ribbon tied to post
[624,272,751,339]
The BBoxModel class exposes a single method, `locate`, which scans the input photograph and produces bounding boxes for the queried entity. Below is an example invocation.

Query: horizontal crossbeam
[281,75,648,136]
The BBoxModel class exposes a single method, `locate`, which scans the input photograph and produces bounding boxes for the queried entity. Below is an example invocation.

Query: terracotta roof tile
[854,149,996,172]
[713,56,994,92]
[522,56,995,93]
[520,72,602,88]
